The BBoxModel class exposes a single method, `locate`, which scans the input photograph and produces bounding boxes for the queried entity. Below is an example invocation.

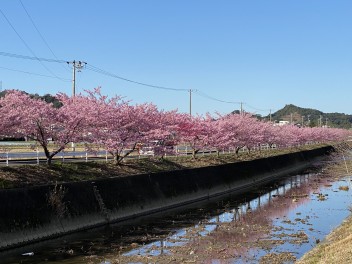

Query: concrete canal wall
[0,146,333,250]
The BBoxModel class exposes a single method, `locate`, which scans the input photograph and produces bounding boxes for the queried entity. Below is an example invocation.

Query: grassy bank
[0,144,329,189]
[297,214,352,263]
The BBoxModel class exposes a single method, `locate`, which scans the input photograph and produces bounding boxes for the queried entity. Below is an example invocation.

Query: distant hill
[0,90,62,108]
[269,104,352,129]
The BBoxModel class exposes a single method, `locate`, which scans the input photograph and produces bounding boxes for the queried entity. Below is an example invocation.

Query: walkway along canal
[2,146,351,263]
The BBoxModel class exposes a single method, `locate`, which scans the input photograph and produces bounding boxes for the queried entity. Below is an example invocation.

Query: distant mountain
[269,104,352,129]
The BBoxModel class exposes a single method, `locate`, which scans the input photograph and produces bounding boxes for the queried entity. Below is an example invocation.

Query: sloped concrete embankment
[0,146,333,250]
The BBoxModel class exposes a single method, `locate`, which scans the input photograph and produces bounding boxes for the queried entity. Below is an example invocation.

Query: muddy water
[2,165,352,264]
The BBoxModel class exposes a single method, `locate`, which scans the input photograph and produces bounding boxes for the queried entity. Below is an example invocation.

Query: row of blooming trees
[0,89,350,165]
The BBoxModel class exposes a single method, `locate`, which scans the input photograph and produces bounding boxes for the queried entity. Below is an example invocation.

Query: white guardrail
[0,143,278,166]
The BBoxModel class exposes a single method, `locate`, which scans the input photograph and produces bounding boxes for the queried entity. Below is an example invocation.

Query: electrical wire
[0,50,273,112]
[244,103,272,112]
[0,8,67,81]
[0,65,70,81]
[0,51,66,63]
[19,0,70,72]
[86,64,188,92]
[194,90,241,105]
[86,64,273,111]
[0,51,188,92]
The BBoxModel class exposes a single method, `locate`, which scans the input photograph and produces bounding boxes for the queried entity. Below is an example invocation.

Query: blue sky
[1,1,352,116]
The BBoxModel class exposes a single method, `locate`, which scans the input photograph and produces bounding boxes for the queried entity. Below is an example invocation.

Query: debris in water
[21,252,34,256]
[317,193,326,201]
[339,186,349,191]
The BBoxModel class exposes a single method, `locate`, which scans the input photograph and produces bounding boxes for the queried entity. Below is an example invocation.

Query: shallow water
[2,165,352,263]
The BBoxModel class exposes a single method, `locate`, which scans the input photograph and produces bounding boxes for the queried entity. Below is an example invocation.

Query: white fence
[0,143,280,166]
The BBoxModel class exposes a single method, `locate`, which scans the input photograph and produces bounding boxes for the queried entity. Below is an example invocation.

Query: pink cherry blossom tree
[260,122,283,149]
[81,90,161,164]
[213,113,262,156]
[1,88,351,167]
[0,90,89,165]
[176,114,212,159]
[143,109,182,157]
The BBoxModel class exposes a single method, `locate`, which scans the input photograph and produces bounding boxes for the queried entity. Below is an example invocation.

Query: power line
[0,65,70,81]
[0,50,273,112]
[86,64,273,111]
[194,90,241,105]
[0,8,66,81]
[19,0,70,72]
[0,51,186,92]
[244,103,271,112]
[0,51,66,63]
[86,64,189,92]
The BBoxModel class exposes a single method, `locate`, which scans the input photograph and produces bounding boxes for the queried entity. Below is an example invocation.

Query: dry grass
[0,144,329,189]
[297,215,352,263]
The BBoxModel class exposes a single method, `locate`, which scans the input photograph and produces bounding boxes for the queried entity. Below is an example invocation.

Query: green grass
[0,178,14,189]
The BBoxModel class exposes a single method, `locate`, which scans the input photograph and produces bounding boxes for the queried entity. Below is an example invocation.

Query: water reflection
[114,173,351,264]
[2,169,352,264]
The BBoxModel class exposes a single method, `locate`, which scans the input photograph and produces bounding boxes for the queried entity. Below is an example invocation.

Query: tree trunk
[113,154,122,165]
[192,149,199,159]
[46,146,65,166]
[41,145,53,166]
[235,147,240,157]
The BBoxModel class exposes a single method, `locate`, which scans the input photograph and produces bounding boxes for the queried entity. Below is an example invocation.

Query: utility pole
[189,89,192,117]
[290,113,293,124]
[240,102,243,115]
[325,117,328,127]
[67,60,86,96]
[301,116,304,127]
[67,60,86,156]
[269,109,272,122]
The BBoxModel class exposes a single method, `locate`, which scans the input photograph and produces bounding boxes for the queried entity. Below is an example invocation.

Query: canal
[1,156,351,263]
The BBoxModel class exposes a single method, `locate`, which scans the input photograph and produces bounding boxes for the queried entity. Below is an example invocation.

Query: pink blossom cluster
[0,89,349,164]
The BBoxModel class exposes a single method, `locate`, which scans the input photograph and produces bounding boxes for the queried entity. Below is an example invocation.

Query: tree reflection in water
[5,164,351,264]
[113,172,344,264]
